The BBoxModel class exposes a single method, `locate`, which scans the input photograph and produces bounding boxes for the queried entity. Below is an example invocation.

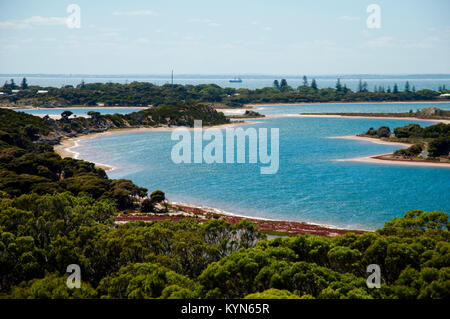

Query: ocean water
[73,102,450,230]
[1,75,450,91]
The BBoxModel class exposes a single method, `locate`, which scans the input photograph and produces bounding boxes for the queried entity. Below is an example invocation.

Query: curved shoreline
[330,135,450,168]
[116,201,370,235]
[52,117,448,234]
[53,123,371,234]
[53,122,252,170]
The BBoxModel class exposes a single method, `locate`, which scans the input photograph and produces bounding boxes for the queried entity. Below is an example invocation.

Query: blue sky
[0,0,449,74]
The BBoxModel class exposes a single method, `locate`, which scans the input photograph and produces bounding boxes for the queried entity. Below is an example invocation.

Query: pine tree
[358,79,363,92]
[311,79,318,90]
[335,79,342,91]
[362,81,368,92]
[404,81,410,92]
[273,80,280,89]
[10,79,16,89]
[302,75,308,86]
[393,83,399,94]
[21,77,28,89]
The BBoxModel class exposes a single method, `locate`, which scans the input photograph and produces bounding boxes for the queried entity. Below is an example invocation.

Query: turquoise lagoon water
[74,103,450,230]
[256,102,450,116]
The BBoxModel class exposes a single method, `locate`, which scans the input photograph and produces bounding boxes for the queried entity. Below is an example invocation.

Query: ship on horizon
[229,77,242,83]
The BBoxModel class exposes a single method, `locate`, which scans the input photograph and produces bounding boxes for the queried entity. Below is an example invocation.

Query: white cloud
[189,18,221,27]
[364,35,443,49]
[366,36,394,48]
[262,26,272,31]
[294,40,336,50]
[339,16,361,21]
[222,43,234,49]
[0,16,67,29]
[113,10,157,16]
[135,38,150,44]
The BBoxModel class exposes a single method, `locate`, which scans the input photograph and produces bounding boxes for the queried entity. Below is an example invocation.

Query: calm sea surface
[70,102,450,230]
[2,75,450,91]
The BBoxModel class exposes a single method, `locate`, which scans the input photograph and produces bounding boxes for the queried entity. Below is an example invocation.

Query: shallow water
[73,102,450,230]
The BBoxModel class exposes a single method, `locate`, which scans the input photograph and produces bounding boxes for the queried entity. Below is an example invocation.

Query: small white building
[37,90,48,94]
[12,89,20,93]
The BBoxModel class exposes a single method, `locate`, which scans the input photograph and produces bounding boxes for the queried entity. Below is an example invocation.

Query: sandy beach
[328,135,412,147]
[330,135,450,168]
[337,153,450,168]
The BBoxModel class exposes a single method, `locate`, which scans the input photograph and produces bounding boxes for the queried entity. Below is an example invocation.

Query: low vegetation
[360,121,450,161]
[1,78,448,108]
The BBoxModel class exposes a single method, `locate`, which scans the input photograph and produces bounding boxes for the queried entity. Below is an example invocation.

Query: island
[1,78,450,109]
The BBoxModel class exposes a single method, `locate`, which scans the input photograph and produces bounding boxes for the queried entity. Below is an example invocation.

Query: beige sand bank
[336,154,450,168]
[327,135,412,147]
[330,135,450,168]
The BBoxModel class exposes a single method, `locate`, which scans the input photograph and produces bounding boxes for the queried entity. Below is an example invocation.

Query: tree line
[1,77,449,107]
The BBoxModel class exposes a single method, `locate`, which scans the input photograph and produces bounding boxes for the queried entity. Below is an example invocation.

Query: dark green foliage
[0,109,149,208]
[150,190,165,204]
[97,263,200,299]
[367,122,450,159]
[377,126,391,138]
[6,274,98,299]
[394,144,423,158]
[0,81,443,109]
[364,126,391,138]
[140,198,154,213]
[0,189,448,299]
[428,138,450,157]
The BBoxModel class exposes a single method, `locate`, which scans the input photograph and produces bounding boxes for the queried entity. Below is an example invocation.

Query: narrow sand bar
[330,135,450,168]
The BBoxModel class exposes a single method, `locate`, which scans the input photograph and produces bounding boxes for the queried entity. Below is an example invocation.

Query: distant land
[2,73,450,79]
